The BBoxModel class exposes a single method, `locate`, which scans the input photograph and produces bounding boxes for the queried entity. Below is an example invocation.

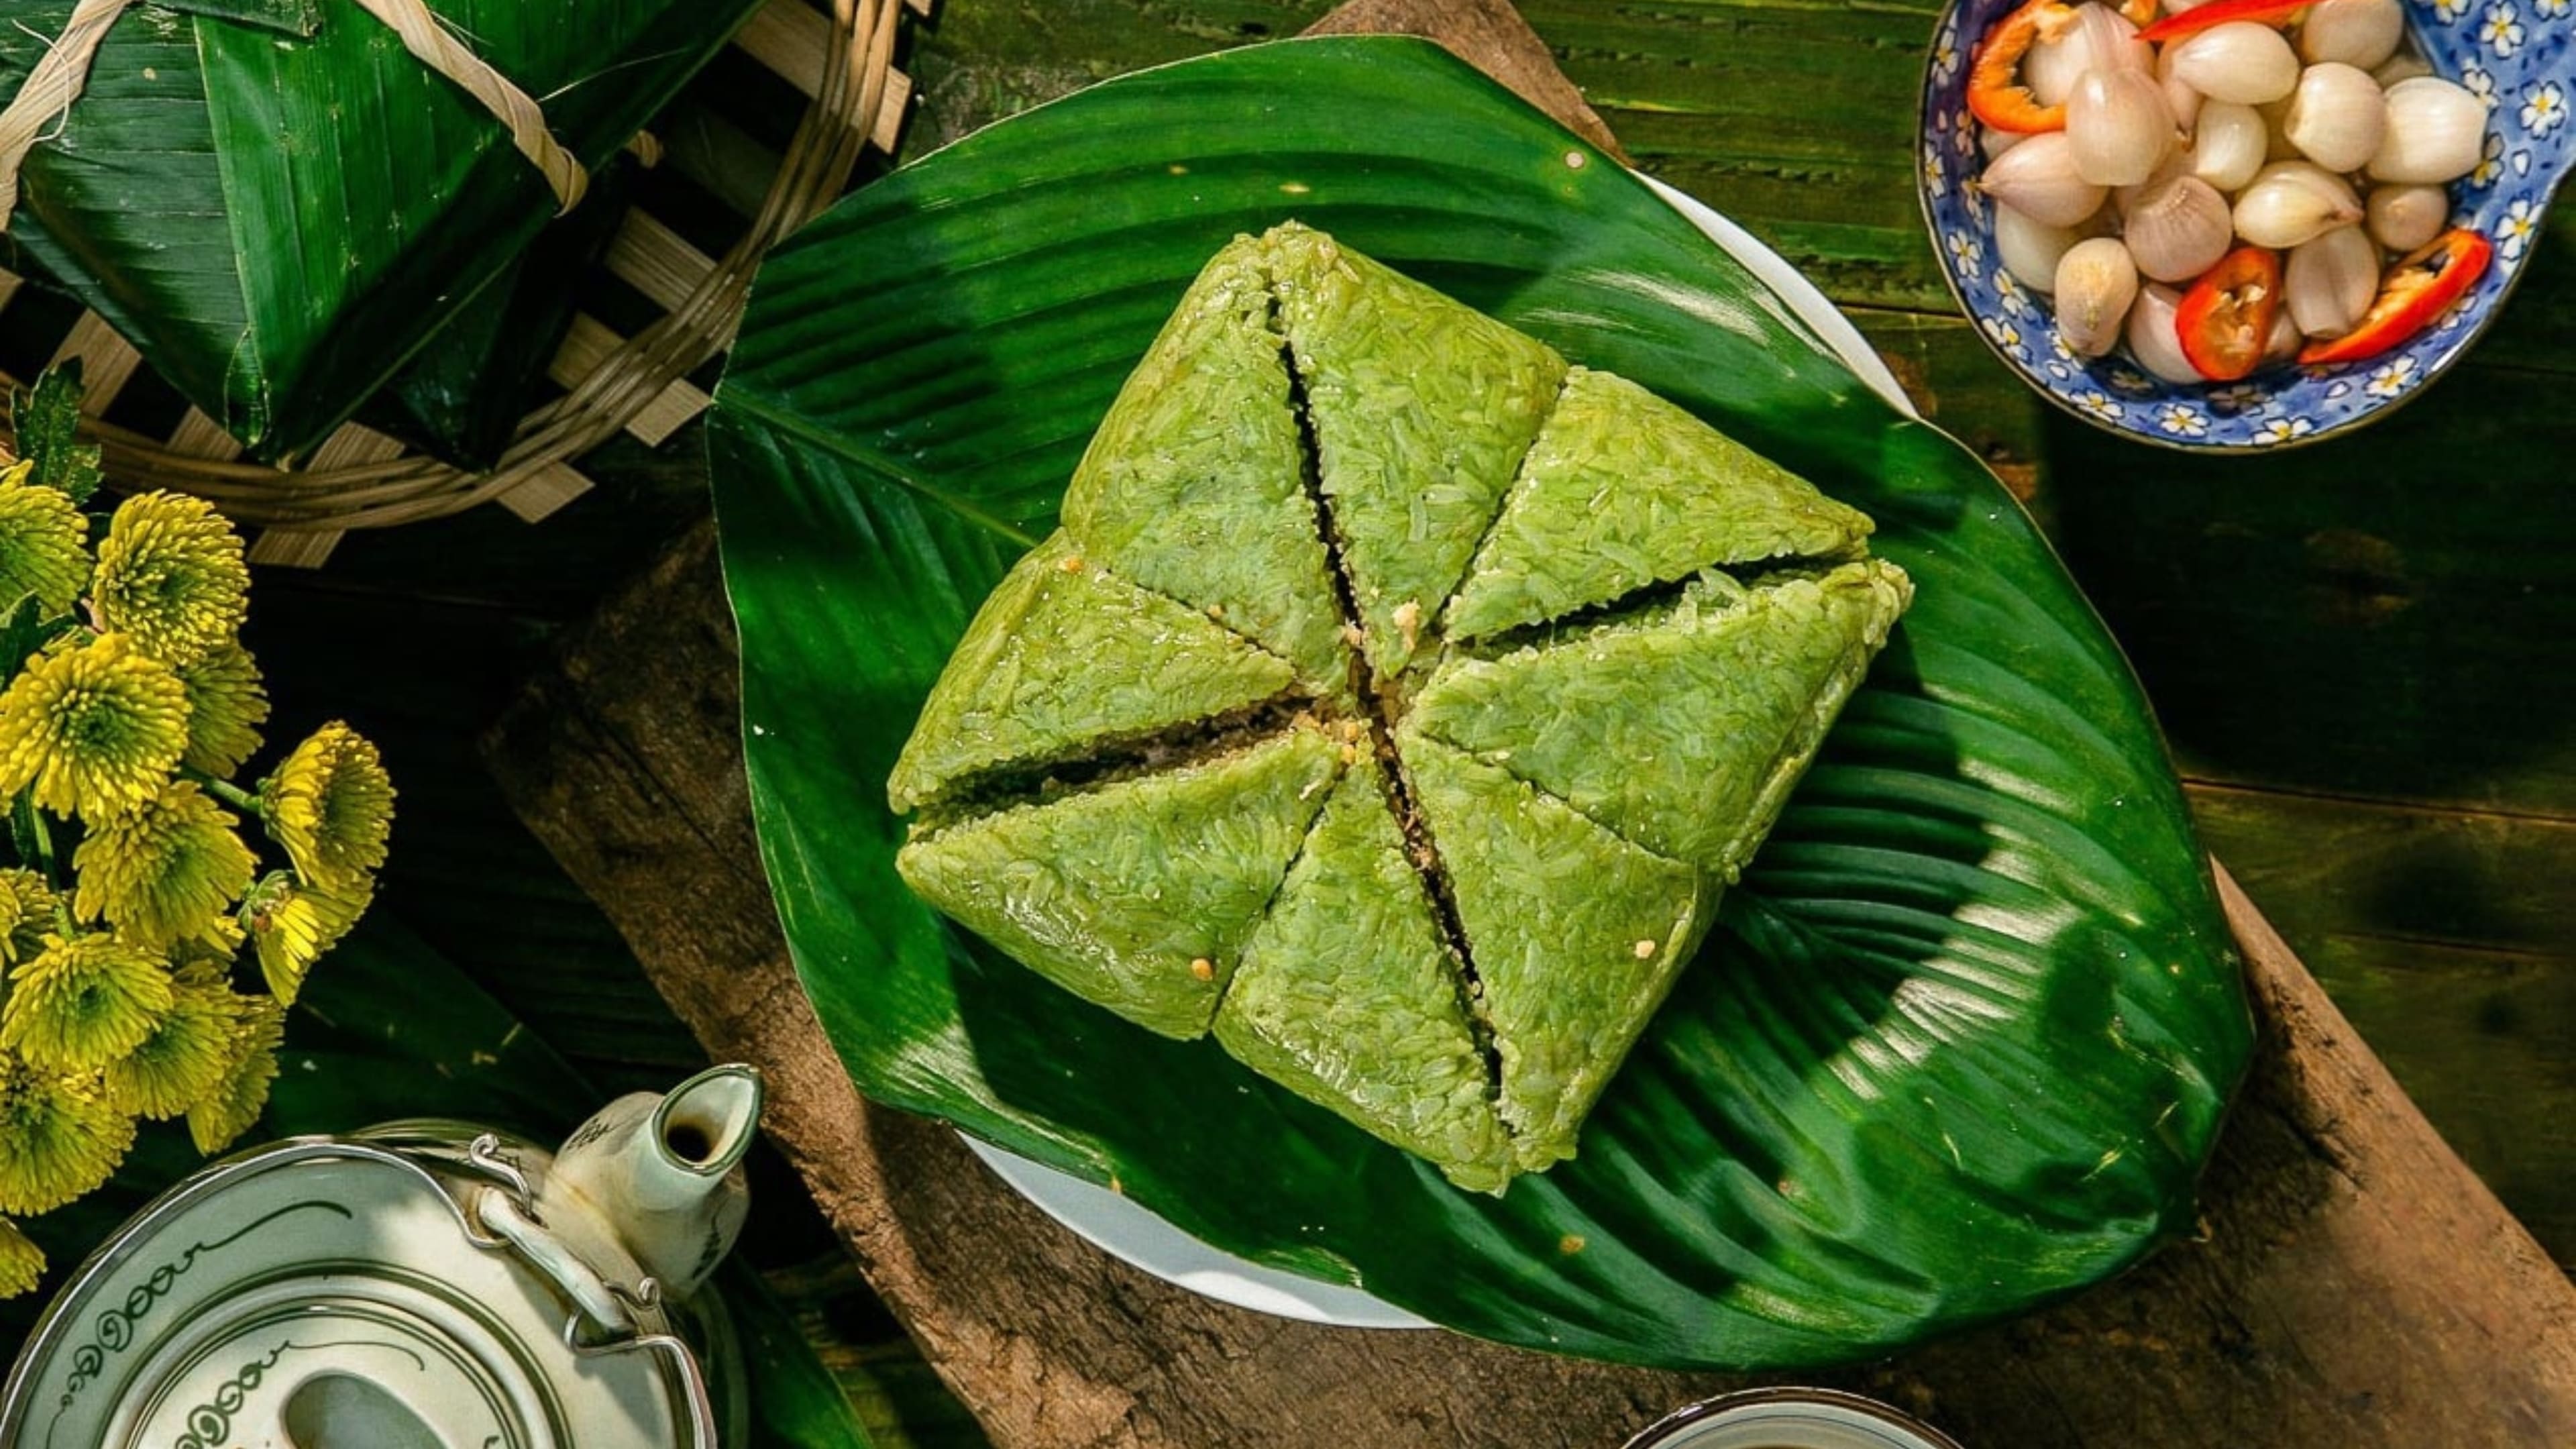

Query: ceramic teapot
[0,1064,765,1449]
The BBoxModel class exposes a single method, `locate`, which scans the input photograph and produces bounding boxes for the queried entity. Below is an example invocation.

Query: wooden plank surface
[485,519,2576,1449]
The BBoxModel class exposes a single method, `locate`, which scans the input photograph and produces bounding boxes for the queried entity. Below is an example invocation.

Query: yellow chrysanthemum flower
[101,967,239,1120]
[241,871,370,1006]
[1,932,173,1073]
[260,722,393,890]
[0,461,89,617]
[0,633,190,821]
[90,491,249,669]
[175,643,268,777]
[0,869,57,967]
[170,912,244,969]
[0,1053,136,1215]
[0,1214,41,1299]
[187,995,282,1155]
[72,780,257,949]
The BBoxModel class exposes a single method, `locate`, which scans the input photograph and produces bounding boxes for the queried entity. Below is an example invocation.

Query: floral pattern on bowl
[1921,0,2575,449]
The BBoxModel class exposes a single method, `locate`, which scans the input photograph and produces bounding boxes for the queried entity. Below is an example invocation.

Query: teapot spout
[545,1064,763,1299]
[641,1064,763,1210]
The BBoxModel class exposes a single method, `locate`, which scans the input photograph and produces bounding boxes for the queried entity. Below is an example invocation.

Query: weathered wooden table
[464,3,2576,1446]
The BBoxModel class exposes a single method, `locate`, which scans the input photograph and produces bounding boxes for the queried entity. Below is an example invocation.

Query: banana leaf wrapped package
[890,225,1913,1193]
[0,0,763,459]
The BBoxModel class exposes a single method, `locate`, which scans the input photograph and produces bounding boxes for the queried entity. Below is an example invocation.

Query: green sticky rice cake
[885,531,1300,816]
[1215,755,1515,1191]
[1445,367,1876,643]
[1399,732,1707,1172]
[1266,223,1566,682]
[1061,235,1352,693]
[889,225,1913,1191]
[1411,560,1915,879]
[896,724,1341,1040]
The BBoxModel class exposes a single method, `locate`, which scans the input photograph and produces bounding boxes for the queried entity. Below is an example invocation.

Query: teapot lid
[0,1129,716,1449]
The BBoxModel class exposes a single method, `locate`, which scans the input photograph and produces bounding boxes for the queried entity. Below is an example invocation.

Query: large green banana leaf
[708,37,2255,1369]
[0,0,759,459]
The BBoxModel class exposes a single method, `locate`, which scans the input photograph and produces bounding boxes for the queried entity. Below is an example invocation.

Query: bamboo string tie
[0,0,585,231]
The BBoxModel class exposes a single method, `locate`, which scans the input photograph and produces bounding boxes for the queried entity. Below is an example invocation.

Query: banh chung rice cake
[889,224,1913,1191]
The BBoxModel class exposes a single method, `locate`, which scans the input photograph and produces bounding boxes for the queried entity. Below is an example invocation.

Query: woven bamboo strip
[0,0,912,562]
[498,462,594,523]
[739,0,910,152]
[246,423,407,564]
[166,410,245,463]
[548,314,712,446]
[606,211,719,319]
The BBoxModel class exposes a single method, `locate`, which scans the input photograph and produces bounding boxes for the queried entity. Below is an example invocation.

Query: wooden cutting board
[485,5,2576,1444]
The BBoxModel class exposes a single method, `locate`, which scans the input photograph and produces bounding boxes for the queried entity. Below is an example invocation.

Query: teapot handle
[475,1187,719,1448]
[566,1319,722,1449]
[474,1187,636,1337]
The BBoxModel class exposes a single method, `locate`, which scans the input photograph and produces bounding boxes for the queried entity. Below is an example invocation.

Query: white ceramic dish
[1621,1387,1968,1448]
[965,175,1922,1332]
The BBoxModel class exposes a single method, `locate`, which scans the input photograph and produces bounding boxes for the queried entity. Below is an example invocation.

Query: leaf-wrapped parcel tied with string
[0,0,763,460]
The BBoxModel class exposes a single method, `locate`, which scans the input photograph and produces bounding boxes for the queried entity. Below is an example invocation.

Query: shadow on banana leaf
[0,912,877,1449]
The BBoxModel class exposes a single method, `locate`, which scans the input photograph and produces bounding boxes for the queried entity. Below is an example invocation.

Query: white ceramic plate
[965,176,1920,1331]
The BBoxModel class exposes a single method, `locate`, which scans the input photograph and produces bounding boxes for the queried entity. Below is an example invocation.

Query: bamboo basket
[0,0,920,568]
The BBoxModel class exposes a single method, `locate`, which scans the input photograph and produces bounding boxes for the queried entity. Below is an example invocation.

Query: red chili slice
[2175,247,2285,382]
[2299,229,2494,367]
[1968,0,2078,134]
[2137,0,2308,44]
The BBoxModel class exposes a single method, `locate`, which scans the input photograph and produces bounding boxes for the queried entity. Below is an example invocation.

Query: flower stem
[188,771,263,818]
[8,794,56,892]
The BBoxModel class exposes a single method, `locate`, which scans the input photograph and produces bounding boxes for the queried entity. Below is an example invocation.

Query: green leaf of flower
[10,367,102,506]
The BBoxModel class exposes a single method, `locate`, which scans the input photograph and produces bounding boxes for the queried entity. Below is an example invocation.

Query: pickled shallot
[1959,0,2491,384]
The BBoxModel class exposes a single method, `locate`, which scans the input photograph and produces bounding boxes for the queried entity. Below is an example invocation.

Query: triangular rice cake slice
[1062,235,1350,691]
[1444,367,1876,641]
[888,531,1301,814]
[1214,755,1515,1193]
[1400,732,1709,1171]
[1413,559,1912,879]
[1265,223,1566,680]
[898,725,1341,1040]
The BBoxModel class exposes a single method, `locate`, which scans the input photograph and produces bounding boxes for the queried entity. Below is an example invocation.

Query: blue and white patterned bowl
[1921,0,2576,449]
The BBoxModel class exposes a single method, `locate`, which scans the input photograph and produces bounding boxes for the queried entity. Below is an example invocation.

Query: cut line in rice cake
[1444,366,1877,643]
[896,724,1342,1040]
[1263,223,1567,682]
[885,530,1303,816]
[1410,560,1913,880]
[1061,235,1352,693]
[1398,731,1710,1173]
[1215,755,1516,1193]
